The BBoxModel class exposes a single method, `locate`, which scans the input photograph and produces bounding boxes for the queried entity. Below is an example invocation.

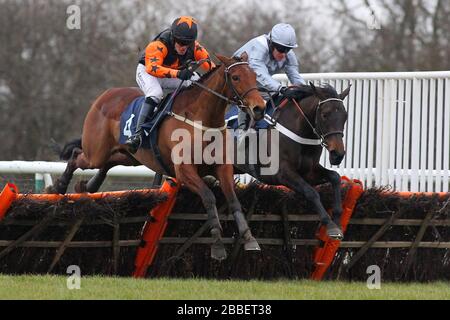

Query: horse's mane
[196,64,222,83]
[179,56,245,94]
[287,83,339,101]
[178,60,225,94]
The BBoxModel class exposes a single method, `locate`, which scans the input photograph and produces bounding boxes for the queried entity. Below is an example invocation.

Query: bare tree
[0,0,336,161]
[0,0,162,160]
[330,0,450,71]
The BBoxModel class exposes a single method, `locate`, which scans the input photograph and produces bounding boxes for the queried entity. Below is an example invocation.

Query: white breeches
[136,64,199,103]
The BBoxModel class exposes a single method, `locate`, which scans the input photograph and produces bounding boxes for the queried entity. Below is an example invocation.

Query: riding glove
[279,86,297,99]
[177,68,194,80]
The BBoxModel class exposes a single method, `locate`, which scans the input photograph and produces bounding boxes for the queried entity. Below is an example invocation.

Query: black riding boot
[125,97,157,154]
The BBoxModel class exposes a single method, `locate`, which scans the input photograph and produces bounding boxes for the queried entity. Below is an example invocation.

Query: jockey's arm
[194,41,215,71]
[249,58,283,93]
[144,41,179,78]
[285,52,306,85]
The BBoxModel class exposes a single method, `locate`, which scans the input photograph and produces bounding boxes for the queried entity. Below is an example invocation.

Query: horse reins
[191,61,259,108]
[279,97,345,148]
[171,60,259,131]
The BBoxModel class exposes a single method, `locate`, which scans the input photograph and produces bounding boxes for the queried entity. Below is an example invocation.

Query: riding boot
[125,97,157,154]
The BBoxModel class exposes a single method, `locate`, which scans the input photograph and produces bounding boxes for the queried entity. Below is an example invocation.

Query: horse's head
[310,83,351,165]
[216,52,266,121]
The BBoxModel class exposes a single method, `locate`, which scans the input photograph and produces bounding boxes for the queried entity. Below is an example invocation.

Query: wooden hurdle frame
[0,179,179,277]
[1,178,449,280]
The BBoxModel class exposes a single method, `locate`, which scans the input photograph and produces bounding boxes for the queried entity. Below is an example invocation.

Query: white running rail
[1,71,449,192]
[274,71,450,192]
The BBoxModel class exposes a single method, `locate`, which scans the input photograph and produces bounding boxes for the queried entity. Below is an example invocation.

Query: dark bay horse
[233,83,351,239]
[50,53,266,260]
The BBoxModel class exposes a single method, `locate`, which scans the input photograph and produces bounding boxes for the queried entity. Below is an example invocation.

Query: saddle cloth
[119,94,173,149]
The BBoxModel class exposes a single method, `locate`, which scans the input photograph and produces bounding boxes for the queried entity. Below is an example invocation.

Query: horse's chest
[297,157,314,174]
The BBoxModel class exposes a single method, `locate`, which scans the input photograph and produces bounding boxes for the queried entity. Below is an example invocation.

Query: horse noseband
[314,98,345,144]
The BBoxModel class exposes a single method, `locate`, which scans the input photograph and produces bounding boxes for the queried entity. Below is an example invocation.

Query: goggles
[272,42,291,53]
[174,38,194,46]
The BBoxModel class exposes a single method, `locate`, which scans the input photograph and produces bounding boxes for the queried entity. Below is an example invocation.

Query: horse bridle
[290,97,345,148]
[191,60,259,109]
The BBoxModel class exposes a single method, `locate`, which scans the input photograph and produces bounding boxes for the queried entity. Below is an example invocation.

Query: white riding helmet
[269,23,298,48]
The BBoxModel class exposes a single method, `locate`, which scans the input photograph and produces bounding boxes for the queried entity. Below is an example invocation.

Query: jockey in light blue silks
[233,23,306,130]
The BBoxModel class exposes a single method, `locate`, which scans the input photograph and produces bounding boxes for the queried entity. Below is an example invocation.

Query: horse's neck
[175,66,228,128]
[195,67,230,127]
[278,96,318,138]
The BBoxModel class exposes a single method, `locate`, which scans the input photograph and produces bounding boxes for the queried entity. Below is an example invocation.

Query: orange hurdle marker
[311,177,364,280]
[133,178,180,278]
[0,183,18,221]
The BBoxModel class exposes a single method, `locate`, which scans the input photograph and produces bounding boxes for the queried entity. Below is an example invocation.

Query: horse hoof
[210,227,227,261]
[211,244,227,261]
[244,238,261,251]
[327,225,344,240]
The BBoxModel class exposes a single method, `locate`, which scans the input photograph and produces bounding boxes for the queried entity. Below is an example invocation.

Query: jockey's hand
[279,86,297,99]
[177,68,194,80]
[279,86,288,94]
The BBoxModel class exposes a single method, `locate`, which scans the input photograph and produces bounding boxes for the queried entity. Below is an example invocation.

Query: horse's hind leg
[176,164,227,261]
[216,164,260,251]
[75,151,138,193]
[48,148,84,194]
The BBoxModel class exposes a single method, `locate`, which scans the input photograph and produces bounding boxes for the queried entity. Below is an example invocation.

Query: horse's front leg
[175,164,227,261]
[215,164,260,251]
[279,166,343,240]
[311,165,343,229]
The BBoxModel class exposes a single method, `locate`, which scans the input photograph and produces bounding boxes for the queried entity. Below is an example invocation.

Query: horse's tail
[59,138,82,160]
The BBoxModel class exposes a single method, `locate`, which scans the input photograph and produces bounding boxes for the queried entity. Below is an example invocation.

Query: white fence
[0,161,155,192]
[275,71,450,192]
[1,72,449,192]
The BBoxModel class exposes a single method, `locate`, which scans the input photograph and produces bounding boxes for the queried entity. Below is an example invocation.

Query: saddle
[120,91,176,175]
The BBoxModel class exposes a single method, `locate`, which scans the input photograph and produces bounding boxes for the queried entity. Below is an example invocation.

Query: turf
[0,275,449,300]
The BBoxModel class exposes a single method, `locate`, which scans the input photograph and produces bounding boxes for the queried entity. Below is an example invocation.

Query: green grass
[0,275,449,300]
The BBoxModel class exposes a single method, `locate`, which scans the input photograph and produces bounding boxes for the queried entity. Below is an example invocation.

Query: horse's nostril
[253,106,264,116]
[330,150,345,165]
[252,107,264,120]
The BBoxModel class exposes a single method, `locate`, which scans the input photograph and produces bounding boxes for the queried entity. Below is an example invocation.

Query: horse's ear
[339,85,352,100]
[239,51,249,62]
[215,53,231,65]
[309,81,327,100]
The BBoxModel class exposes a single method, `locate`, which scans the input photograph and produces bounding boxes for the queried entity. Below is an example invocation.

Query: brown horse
[50,53,266,260]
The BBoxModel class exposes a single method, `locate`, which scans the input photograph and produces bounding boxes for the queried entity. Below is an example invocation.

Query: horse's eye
[232,75,240,81]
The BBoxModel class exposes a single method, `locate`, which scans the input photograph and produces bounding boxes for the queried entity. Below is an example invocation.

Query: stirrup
[126,133,142,154]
